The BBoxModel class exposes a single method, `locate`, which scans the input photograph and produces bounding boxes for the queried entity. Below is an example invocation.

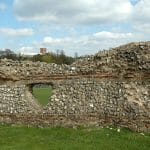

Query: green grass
[33,87,53,106]
[0,125,149,150]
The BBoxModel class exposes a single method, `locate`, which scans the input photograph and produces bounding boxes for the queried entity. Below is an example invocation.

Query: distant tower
[40,48,47,55]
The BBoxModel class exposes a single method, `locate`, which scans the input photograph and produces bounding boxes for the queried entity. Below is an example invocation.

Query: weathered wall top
[71,41,150,78]
[0,41,149,84]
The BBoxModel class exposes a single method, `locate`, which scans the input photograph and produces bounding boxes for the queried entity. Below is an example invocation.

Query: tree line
[0,49,76,65]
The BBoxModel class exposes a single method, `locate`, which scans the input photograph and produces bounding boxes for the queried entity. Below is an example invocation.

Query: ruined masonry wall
[0,83,41,114]
[47,79,149,119]
[0,41,149,132]
[0,79,149,132]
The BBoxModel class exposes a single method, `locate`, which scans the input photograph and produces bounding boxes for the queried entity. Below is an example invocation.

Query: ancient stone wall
[0,42,149,132]
[0,82,41,114]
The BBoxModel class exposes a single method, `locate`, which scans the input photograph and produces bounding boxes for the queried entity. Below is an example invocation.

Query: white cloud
[132,0,150,22]
[18,47,38,55]
[38,31,136,56]
[0,28,34,37]
[133,23,150,33]
[14,0,133,24]
[10,0,150,56]
[43,37,72,44]
[0,3,7,11]
[15,31,145,56]
[132,0,150,33]
[13,0,150,31]
[93,31,133,39]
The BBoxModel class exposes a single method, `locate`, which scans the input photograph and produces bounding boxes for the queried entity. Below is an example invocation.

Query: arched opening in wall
[29,83,53,106]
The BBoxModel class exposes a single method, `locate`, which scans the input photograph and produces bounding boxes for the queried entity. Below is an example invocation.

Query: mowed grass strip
[0,125,149,150]
[33,87,53,106]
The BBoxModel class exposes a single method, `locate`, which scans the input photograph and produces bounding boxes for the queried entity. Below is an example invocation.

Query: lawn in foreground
[0,125,149,150]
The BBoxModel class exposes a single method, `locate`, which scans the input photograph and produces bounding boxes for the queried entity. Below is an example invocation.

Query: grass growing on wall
[0,125,149,150]
[33,87,53,106]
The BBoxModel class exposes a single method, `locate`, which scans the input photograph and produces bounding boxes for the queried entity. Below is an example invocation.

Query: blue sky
[0,0,150,56]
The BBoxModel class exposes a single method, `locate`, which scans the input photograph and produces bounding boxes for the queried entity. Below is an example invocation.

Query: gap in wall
[31,83,53,106]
